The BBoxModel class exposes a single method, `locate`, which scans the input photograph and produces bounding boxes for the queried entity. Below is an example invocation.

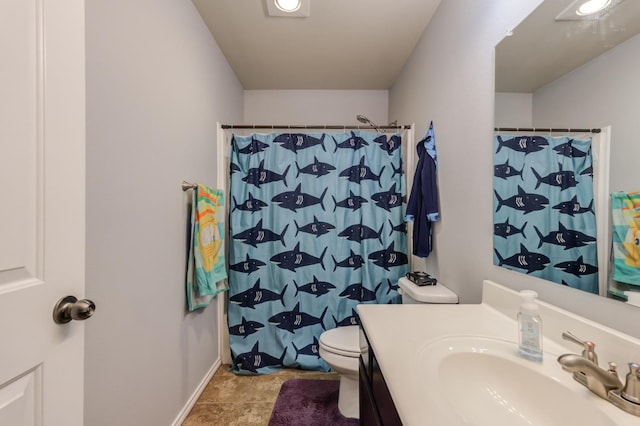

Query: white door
[0,1,86,425]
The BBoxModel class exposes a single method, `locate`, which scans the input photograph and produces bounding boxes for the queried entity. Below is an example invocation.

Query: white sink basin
[420,336,617,425]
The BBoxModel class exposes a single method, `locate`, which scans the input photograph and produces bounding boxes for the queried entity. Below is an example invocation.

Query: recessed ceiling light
[275,0,301,12]
[576,0,611,15]
[265,0,310,17]
[555,0,621,21]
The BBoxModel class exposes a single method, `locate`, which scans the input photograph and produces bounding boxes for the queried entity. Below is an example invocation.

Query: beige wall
[84,1,243,425]
[244,90,389,125]
[390,0,640,338]
[495,92,533,128]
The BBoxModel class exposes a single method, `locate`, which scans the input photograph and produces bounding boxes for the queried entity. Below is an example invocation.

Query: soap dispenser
[518,290,543,363]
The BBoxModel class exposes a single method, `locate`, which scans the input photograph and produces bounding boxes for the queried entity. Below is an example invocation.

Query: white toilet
[319,277,458,419]
[318,325,361,418]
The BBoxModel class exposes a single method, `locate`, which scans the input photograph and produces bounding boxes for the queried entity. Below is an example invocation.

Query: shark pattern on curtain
[228,130,408,374]
[493,134,598,294]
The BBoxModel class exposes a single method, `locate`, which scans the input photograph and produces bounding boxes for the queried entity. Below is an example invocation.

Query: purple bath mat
[268,379,359,426]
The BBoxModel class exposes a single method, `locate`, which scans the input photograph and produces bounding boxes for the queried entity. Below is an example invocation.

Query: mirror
[494,0,640,304]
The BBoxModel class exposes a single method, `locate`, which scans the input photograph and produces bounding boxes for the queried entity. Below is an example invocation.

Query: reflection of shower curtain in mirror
[493,135,598,294]
[228,131,408,374]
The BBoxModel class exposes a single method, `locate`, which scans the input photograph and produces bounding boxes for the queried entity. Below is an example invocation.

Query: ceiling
[495,0,640,93]
[192,0,441,90]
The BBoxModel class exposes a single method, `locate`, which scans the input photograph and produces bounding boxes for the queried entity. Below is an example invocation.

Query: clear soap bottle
[518,290,543,363]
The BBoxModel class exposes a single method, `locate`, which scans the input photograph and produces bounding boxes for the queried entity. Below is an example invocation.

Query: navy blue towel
[406,122,440,257]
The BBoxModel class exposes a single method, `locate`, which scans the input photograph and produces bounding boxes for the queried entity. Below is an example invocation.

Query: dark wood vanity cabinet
[359,327,402,425]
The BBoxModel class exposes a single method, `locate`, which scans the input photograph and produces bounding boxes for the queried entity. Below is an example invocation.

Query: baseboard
[171,357,222,426]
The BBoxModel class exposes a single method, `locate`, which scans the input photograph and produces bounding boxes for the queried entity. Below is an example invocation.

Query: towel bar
[182,181,197,191]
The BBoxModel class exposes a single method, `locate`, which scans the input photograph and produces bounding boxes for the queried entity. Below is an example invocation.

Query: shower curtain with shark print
[228,130,409,374]
[493,134,598,294]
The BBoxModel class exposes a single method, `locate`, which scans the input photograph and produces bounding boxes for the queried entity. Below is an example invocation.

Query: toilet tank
[397,277,458,304]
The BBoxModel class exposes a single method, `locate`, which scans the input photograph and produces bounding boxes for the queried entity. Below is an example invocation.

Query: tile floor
[182,364,338,426]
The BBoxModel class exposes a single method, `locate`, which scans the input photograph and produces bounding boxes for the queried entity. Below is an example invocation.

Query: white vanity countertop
[357,303,514,425]
[357,281,640,426]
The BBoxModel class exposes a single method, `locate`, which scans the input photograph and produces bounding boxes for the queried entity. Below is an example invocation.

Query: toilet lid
[398,277,458,303]
[319,325,360,356]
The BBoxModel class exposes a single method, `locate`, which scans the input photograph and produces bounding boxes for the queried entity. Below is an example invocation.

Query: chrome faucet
[557,353,622,399]
[557,331,640,417]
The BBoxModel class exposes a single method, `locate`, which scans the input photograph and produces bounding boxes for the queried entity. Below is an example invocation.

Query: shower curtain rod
[495,127,601,134]
[221,124,411,131]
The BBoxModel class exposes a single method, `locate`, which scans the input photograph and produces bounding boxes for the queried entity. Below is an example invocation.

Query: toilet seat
[319,326,360,358]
